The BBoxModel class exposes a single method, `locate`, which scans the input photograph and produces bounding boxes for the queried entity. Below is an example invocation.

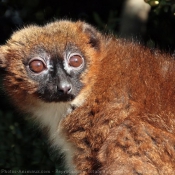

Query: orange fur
[1,20,175,174]
[62,40,175,174]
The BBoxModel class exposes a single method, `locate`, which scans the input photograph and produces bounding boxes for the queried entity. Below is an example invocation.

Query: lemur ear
[82,22,100,50]
[0,46,7,69]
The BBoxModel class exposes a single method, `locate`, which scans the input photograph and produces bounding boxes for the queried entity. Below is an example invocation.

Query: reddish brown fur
[0,21,102,112]
[1,20,175,174]
[62,40,175,174]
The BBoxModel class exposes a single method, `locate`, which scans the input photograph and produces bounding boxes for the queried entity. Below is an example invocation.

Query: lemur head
[0,20,102,110]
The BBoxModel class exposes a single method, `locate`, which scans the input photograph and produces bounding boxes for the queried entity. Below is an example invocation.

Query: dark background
[0,0,175,174]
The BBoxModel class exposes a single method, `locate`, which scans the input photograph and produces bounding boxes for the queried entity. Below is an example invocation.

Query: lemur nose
[57,84,72,94]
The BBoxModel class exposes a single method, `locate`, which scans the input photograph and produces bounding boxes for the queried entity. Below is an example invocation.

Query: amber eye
[68,55,83,68]
[29,59,46,73]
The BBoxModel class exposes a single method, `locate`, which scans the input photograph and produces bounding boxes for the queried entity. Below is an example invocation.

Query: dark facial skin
[25,45,86,102]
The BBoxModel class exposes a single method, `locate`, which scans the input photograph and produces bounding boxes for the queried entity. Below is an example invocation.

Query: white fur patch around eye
[46,55,53,72]
[63,52,85,75]
[28,54,53,77]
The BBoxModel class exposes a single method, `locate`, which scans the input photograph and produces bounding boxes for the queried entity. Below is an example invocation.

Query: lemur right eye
[29,59,46,73]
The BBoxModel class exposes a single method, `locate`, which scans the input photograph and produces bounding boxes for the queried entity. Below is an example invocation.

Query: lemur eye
[68,55,83,68]
[29,59,46,73]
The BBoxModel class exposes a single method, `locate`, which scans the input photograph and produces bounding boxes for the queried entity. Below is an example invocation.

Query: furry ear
[0,46,7,69]
[82,22,100,50]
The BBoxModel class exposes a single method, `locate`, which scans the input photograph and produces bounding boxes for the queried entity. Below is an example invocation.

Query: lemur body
[1,20,175,174]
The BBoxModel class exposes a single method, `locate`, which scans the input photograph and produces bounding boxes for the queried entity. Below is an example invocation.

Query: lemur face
[24,44,85,102]
[0,20,101,105]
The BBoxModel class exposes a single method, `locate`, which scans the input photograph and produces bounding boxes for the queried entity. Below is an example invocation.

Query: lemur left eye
[68,55,83,68]
[29,59,46,73]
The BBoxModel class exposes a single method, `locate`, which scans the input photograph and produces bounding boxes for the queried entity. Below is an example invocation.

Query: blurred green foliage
[0,0,175,174]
